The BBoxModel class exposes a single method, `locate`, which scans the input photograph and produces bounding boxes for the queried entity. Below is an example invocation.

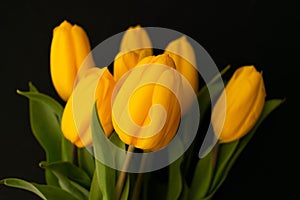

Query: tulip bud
[61,67,115,147]
[50,20,94,101]
[120,25,152,52]
[114,25,152,81]
[112,54,181,151]
[212,66,266,143]
[164,36,199,113]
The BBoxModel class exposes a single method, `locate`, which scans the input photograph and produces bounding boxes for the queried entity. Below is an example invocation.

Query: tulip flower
[61,67,115,147]
[164,36,199,113]
[113,25,152,81]
[212,66,266,143]
[112,54,182,151]
[50,20,94,101]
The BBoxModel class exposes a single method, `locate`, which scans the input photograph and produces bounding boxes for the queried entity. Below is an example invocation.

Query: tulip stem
[132,152,148,200]
[115,145,135,200]
[72,145,78,166]
[132,173,143,200]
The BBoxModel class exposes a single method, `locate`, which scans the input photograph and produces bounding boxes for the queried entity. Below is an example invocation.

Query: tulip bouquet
[1,20,283,200]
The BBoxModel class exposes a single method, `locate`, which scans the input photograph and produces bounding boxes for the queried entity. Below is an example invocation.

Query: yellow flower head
[61,67,115,147]
[165,36,199,113]
[212,65,266,143]
[113,25,153,81]
[112,54,181,151]
[50,20,94,101]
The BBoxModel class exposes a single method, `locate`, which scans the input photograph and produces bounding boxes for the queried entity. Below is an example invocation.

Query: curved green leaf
[188,150,213,199]
[0,178,78,200]
[78,147,95,178]
[89,171,103,200]
[208,99,284,196]
[167,156,183,200]
[61,137,73,162]
[39,161,91,189]
[18,82,66,186]
[17,90,63,118]
[50,171,89,200]
[91,104,116,200]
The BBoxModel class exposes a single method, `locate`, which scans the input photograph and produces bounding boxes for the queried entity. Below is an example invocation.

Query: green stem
[132,153,148,200]
[72,144,78,166]
[132,173,143,200]
[115,145,135,200]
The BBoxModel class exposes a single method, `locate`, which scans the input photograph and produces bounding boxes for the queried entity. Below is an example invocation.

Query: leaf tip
[16,89,24,95]
[39,161,47,168]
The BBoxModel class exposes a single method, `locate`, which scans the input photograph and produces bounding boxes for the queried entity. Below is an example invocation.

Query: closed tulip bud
[164,36,199,113]
[112,54,181,151]
[50,20,94,101]
[114,25,152,81]
[120,25,152,52]
[212,66,266,143]
[61,67,115,147]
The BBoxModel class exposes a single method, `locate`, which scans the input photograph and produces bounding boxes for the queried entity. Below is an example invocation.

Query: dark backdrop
[1,0,299,199]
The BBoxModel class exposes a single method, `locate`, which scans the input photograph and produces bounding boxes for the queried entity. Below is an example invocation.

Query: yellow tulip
[113,25,152,81]
[164,36,199,113]
[112,54,181,151]
[212,66,266,143]
[61,67,115,147]
[50,20,93,101]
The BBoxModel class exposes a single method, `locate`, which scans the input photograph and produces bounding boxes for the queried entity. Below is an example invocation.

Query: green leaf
[109,132,127,168]
[197,65,230,117]
[179,179,189,200]
[167,156,183,200]
[18,90,63,118]
[188,149,214,199]
[39,161,91,189]
[78,147,95,178]
[91,104,116,200]
[94,160,116,200]
[209,140,239,193]
[89,171,103,200]
[18,82,66,186]
[208,99,284,196]
[0,178,78,200]
[61,137,73,162]
[50,171,89,200]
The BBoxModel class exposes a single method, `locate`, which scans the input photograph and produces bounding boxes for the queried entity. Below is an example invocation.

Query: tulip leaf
[197,65,230,118]
[91,104,116,200]
[48,171,89,200]
[188,149,214,199]
[208,99,284,196]
[39,161,91,189]
[208,140,239,195]
[89,171,103,200]
[209,65,231,84]
[61,137,73,162]
[166,156,183,200]
[18,82,66,186]
[166,137,184,200]
[182,76,226,184]
[0,178,79,200]
[179,179,190,200]
[78,147,95,179]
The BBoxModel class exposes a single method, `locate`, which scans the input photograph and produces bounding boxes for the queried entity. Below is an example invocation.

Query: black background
[1,0,299,199]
